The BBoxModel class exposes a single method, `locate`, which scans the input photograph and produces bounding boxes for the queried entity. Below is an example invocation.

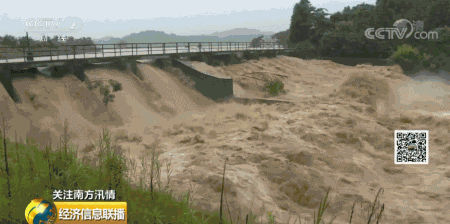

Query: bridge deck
[0,42,291,65]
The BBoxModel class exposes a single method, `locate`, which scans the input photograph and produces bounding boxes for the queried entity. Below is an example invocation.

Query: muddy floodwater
[1,56,449,223]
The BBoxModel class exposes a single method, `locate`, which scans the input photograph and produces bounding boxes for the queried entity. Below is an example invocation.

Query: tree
[272,30,290,47]
[288,0,317,46]
[17,36,29,48]
[374,0,416,28]
[309,8,334,46]
[250,35,264,48]
[49,35,62,48]
[80,37,95,45]
[425,0,450,30]
[2,35,17,47]
[117,40,128,49]
[65,36,76,45]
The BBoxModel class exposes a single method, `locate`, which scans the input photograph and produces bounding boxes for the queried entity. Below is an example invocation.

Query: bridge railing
[0,42,291,63]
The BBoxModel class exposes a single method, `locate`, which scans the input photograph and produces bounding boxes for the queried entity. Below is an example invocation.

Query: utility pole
[26,32,33,61]
[26,32,30,52]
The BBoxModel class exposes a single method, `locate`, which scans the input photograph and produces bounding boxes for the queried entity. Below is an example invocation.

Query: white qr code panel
[394,130,429,164]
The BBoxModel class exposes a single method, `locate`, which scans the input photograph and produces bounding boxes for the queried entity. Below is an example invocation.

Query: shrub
[87,80,122,106]
[109,79,123,92]
[99,84,115,106]
[390,44,423,64]
[87,80,102,91]
[420,53,432,68]
[265,80,285,96]
[294,41,317,58]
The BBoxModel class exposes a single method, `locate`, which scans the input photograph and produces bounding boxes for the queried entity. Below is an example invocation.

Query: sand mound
[2,63,218,149]
[0,84,32,140]
[10,76,114,147]
[140,64,215,109]
[84,64,216,139]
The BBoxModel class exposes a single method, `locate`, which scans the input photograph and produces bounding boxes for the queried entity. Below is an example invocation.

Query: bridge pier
[70,62,86,82]
[112,58,128,71]
[128,61,138,77]
[72,65,86,82]
[0,65,20,102]
[112,58,141,79]
[51,66,70,78]
[52,61,86,82]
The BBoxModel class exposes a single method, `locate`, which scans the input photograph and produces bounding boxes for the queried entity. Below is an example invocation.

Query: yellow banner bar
[54,202,127,224]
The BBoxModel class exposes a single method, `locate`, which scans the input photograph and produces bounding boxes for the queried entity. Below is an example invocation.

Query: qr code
[394,130,429,164]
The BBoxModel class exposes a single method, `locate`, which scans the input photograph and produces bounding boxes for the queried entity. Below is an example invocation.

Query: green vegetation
[291,42,317,58]
[0,34,98,59]
[109,79,123,92]
[250,35,264,48]
[288,0,331,46]
[265,80,286,96]
[267,0,450,73]
[0,34,95,49]
[390,44,423,64]
[0,119,227,224]
[87,79,123,106]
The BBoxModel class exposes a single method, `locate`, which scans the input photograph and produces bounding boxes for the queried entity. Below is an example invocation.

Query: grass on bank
[0,116,254,224]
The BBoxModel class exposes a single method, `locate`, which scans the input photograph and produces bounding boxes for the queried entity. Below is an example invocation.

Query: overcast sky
[1,0,375,40]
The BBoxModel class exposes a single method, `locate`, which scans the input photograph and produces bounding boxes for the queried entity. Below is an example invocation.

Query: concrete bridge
[0,42,293,102]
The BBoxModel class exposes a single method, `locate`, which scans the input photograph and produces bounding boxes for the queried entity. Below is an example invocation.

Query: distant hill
[94,36,122,44]
[209,28,275,38]
[93,28,276,44]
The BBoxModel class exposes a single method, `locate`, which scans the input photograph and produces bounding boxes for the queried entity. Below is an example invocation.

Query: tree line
[0,35,95,48]
[268,0,450,59]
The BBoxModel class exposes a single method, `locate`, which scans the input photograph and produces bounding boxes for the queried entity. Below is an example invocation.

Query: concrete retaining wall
[172,59,233,101]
